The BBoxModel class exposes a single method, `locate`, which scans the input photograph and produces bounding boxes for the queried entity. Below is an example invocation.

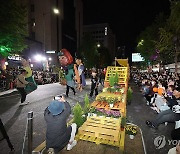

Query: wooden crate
[105,66,128,83]
[76,116,126,151]
[91,101,125,113]
[104,81,128,88]
[76,116,121,145]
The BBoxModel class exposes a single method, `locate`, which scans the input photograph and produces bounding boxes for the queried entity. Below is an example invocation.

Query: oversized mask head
[58,49,73,66]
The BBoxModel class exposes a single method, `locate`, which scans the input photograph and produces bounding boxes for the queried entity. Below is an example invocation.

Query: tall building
[16,0,63,66]
[61,0,83,56]
[29,0,64,65]
[83,23,116,60]
[17,0,83,64]
[74,0,83,50]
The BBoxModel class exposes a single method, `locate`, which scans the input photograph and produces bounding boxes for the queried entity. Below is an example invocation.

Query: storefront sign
[8,55,21,61]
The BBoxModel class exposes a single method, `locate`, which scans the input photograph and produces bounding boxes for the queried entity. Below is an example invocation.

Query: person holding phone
[44,95,77,153]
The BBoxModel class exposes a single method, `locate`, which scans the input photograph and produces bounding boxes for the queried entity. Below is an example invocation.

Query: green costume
[24,66,37,93]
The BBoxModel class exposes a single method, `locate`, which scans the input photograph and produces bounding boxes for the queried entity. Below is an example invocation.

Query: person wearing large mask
[58,49,80,97]
[21,56,37,93]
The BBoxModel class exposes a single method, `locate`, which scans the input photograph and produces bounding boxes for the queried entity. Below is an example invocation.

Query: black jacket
[44,101,71,152]
[166,95,179,110]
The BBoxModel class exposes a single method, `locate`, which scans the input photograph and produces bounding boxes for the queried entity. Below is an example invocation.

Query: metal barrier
[127,122,147,154]
[22,111,33,154]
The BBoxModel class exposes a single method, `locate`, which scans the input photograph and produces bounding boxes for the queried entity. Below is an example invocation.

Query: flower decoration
[125,125,137,136]
[95,108,121,118]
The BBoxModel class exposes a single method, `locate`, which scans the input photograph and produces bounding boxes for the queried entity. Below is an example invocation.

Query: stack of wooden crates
[76,59,129,153]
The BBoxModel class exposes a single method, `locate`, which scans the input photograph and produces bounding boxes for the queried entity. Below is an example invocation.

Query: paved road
[0,80,175,154]
[0,80,95,154]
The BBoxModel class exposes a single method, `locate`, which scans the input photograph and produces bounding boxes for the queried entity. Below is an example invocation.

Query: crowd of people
[0,68,59,91]
[2,55,180,153]
[0,68,18,90]
[132,71,180,142]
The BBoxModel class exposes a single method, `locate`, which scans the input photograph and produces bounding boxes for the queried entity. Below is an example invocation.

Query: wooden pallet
[104,81,128,88]
[76,116,121,146]
[91,101,125,113]
[105,66,128,83]
[96,92,126,98]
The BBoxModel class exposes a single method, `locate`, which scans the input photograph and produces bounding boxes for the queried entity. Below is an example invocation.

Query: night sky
[83,0,170,56]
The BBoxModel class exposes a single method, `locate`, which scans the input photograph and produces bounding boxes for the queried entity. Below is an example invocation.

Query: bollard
[27,111,33,154]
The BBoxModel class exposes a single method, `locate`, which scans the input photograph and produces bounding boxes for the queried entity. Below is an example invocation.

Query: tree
[156,0,180,73]
[0,0,27,57]
[97,46,111,68]
[79,33,99,68]
[136,13,167,65]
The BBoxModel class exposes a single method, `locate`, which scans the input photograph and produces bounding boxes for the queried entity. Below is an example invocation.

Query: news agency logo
[154,135,166,149]
[154,135,180,149]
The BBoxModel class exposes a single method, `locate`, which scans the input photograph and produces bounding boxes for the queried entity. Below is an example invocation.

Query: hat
[58,51,64,56]
[48,100,65,115]
[54,95,62,100]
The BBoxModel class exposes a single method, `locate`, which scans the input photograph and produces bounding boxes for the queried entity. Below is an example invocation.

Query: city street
[0,80,94,154]
[0,80,176,154]
[1,0,179,154]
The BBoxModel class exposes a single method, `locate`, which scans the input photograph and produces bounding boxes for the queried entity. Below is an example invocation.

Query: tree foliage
[137,0,180,70]
[136,13,167,64]
[97,46,111,68]
[79,33,99,68]
[0,0,27,57]
[156,0,180,69]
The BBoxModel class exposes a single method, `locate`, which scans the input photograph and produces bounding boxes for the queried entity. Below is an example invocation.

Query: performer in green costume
[21,56,37,93]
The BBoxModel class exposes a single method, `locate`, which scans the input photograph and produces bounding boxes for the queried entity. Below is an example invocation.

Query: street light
[55,0,60,55]
[43,8,60,52]
[53,8,60,14]
[97,43,101,48]
[137,39,144,47]
[34,55,47,62]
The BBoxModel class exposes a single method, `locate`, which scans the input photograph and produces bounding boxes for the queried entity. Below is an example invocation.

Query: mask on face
[59,56,68,66]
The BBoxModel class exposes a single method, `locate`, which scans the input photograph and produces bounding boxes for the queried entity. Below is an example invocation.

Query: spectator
[146,89,180,129]
[99,69,105,87]
[168,143,180,154]
[90,68,99,97]
[44,96,77,153]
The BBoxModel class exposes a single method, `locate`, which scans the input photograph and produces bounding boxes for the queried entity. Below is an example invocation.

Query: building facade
[16,0,83,66]
[83,23,116,60]
[62,0,83,56]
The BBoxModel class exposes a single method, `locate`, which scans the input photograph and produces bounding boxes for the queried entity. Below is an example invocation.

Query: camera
[54,95,62,100]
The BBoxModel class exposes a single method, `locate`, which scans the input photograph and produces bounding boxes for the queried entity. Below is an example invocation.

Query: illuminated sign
[46,50,56,54]
[132,53,144,62]
[105,27,107,35]
[8,55,21,61]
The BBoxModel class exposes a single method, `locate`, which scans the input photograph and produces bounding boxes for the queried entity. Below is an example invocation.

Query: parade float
[33,59,145,154]
[75,59,129,153]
